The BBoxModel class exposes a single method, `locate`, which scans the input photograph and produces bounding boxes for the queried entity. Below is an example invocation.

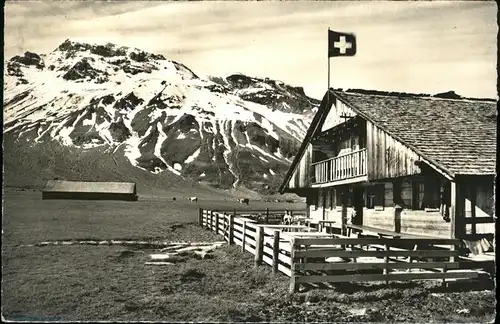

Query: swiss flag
[328,30,356,57]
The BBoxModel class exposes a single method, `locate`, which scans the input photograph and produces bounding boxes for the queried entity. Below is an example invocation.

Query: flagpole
[327,27,331,105]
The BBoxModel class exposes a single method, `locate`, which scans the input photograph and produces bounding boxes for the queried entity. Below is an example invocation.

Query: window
[346,187,353,207]
[393,180,403,206]
[334,187,352,207]
[325,189,331,210]
[412,182,425,210]
[412,179,440,210]
[336,188,343,207]
[401,180,412,208]
[384,183,394,207]
[308,193,318,210]
[318,190,324,208]
[351,137,360,151]
[366,184,385,209]
[331,189,337,210]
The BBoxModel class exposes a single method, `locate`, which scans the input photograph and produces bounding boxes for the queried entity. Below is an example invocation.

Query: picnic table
[317,220,337,232]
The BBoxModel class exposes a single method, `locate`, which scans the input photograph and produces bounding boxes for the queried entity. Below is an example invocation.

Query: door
[353,186,364,225]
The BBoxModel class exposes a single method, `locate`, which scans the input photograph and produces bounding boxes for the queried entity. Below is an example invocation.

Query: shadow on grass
[429,277,496,293]
[331,281,420,293]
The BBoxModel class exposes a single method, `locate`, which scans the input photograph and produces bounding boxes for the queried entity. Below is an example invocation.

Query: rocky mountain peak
[3,40,318,194]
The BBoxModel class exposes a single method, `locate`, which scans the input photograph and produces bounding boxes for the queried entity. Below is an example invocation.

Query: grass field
[2,189,496,322]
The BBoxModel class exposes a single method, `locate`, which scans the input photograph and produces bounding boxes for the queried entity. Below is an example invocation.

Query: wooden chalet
[280,89,496,241]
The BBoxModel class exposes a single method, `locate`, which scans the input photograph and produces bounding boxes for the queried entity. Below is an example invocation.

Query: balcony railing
[312,148,367,184]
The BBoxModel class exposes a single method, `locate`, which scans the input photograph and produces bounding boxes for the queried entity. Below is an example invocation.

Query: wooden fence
[211,208,307,224]
[199,209,481,293]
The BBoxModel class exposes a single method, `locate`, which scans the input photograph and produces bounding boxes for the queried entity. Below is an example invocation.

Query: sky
[4,1,498,100]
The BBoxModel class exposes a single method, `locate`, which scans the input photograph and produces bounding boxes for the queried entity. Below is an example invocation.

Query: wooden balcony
[312,148,367,186]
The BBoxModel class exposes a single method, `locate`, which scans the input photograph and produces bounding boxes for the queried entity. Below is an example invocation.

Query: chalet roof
[43,180,136,194]
[333,91,497,176]
[279,89,497,193]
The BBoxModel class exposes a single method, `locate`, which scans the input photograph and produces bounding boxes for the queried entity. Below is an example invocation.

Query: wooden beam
[293,237,460,246]
[289,238,298,294]
[450,181,465,239]
[293,261,460,271]
[293,248,457,258]
[311,175,368,188]
[293,271,478,284]
[464,217,495,224]
[470,185,477,234]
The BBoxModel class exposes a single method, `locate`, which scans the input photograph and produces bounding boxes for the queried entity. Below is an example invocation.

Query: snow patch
[269,169,276,176]
[259,156,269,163]
[173,163,182,171]
[185,148,201,164]
[155,121,181,176]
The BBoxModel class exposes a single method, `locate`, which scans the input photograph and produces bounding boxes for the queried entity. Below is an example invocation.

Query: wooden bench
[346,224,438,240]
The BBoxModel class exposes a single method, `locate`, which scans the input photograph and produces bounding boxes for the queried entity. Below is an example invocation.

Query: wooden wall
[363,208,394,231]
[362,208,451,238]
[400,210,452,238]
[366,121,421,180]
[287,144,313,190]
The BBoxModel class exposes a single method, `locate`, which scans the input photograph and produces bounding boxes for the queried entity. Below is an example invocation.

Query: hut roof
[42,180,136,194]
[333,91,497,176]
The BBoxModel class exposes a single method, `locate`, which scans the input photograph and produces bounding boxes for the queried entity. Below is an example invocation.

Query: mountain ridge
[3,39,319,195]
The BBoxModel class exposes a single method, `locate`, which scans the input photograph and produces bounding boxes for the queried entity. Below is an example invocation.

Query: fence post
[272,230,280,274]
[210,210,214,232]
[241,221,246,252]
[215,213,220,235]
[289,237,297,294]
[198,208,203,226]
[266,208,270,224]
[254,226,264,267]
[394,205,402,233]
[384,243,389,284]
[450,243,456,263]
[228,214,234,245]
[341,206,347,236]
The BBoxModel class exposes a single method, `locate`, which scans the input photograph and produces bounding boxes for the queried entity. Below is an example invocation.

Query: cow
[282,212,293,225]
[189,197,198,202]
[172,197,176,201]
[238,198,249,205]
[282,211,302,227]
[273,199,280,203]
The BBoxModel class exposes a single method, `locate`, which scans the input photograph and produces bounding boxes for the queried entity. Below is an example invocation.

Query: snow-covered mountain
[3,40,319,193]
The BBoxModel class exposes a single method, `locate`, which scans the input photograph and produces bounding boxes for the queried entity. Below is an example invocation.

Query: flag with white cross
[328,30,356,57]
